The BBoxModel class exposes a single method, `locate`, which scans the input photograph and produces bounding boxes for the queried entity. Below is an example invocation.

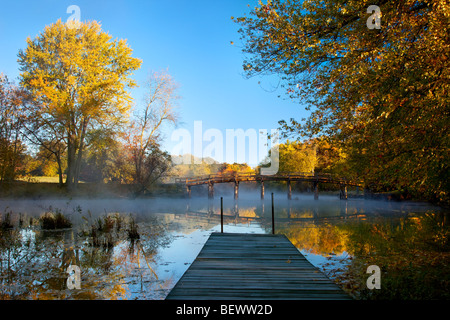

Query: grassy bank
[0,180,184,199]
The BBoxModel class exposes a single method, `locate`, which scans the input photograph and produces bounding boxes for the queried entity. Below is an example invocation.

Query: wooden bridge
[165,232,351,300]
[175,172,364,200]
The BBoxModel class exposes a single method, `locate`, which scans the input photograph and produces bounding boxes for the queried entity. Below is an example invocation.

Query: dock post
[220,197,223,233]
[261,180,265,200]
[314,181,319,200]
[287,179,292,200]
[234,181,239,200]
[271,193,275,235]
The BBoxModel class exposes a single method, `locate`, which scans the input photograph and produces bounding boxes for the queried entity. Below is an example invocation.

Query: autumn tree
[277,141,316,174]
[125,71,179,194]
[217,163,255,175]
[22,123,67,185]
[235,0,449,202]
[0,74,28,181]
[31,143,67,178]
[18,20,142,190]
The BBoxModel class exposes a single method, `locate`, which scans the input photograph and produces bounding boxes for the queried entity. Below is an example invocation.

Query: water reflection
[0,195,448,299]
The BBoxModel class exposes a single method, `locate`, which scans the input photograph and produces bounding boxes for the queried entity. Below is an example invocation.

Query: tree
[277,141,316,174]
[22,126,67,185]
[79,129,121,183]
[18,20,142,190]
[0,74,28,181]
[125,70,179,194]
[134,144,172,195]
[217,163,255,175]
[235,0,449,202]
[312,137,353,178]
[31,143,66,177]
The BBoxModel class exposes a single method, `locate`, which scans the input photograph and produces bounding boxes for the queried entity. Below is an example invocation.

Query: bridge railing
[175,173,364,188]
[174,172,357,184]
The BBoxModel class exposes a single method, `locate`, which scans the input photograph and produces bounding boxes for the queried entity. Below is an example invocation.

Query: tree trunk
[66,134,77,191]
[73,119,88,186]
[56,153,63,187]
[74,146,83,186]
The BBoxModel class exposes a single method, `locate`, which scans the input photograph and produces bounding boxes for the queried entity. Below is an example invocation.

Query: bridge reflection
[181,197,368,230]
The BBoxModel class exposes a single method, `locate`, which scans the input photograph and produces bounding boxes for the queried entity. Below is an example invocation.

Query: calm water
[0,194,448,300]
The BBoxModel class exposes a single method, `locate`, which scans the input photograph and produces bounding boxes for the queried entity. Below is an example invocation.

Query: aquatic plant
[0,210,14,230]
[39,209,72,230]
[126,216,140,241]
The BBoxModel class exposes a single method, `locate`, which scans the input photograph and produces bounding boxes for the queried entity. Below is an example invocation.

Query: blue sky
[0,0,308,164]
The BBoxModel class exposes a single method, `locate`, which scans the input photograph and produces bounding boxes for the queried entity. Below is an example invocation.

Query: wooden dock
[165,233,351,300]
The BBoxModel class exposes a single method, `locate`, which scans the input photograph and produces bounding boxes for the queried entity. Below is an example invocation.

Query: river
[0,194,448,300]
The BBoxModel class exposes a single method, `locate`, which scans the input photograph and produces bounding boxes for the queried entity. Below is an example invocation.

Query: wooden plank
[166,233,350,300]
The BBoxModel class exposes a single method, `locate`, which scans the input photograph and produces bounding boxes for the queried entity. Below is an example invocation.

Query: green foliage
[235,0,449,202]
[80,128,122,183]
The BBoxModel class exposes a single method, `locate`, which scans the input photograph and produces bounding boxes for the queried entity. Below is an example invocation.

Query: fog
[0,186,441,228]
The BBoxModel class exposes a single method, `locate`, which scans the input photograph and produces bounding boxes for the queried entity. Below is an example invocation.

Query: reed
[39,209,72,229]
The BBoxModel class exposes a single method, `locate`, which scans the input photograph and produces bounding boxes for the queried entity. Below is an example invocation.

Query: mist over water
[0,192,439,227]
[0,191,446,299]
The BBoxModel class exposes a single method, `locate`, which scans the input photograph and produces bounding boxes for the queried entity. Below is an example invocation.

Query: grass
[0,179,184,199]
[17,176,65,183]
[126,217,140,241]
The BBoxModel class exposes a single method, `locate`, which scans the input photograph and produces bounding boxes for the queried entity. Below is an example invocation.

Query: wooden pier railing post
[261,180,265,200]
[220,197,223,233]
[271,192,275,235]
